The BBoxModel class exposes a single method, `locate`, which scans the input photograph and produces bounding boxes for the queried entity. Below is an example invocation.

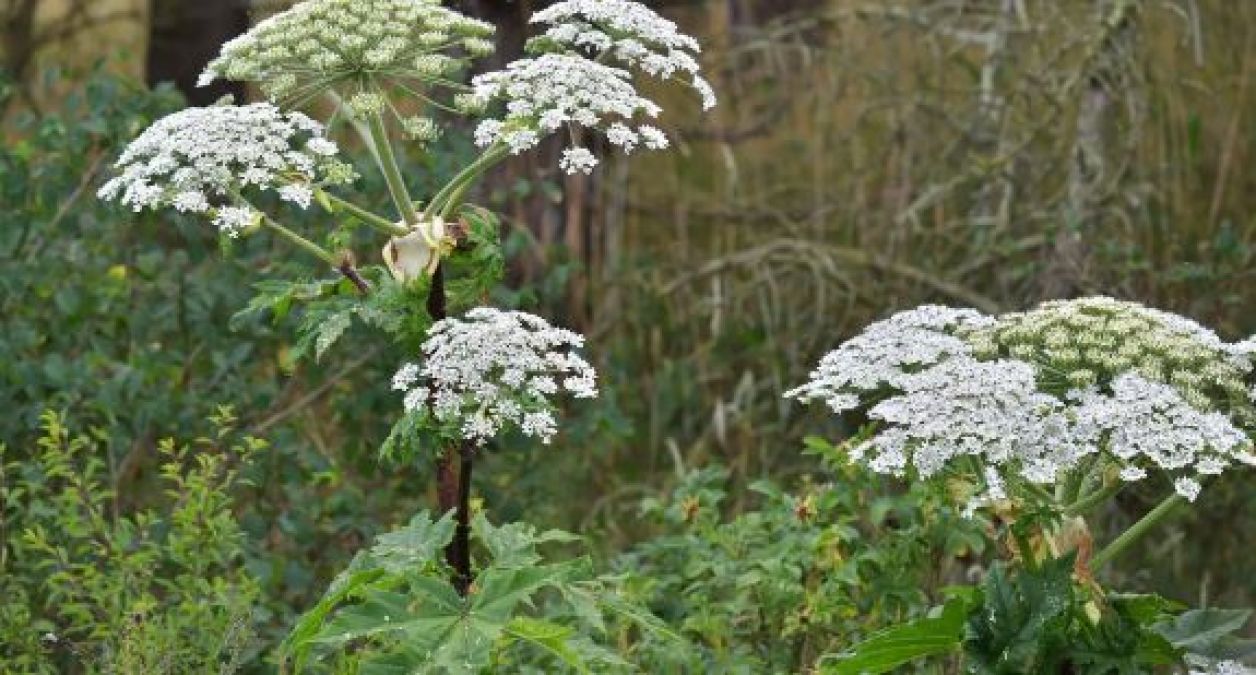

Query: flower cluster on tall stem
[97,103,352,238]
[99,0,711,601]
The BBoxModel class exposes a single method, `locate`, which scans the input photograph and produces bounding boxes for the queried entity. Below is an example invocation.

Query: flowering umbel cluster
[96,103,351,235]
[964,298,1252,408]
[392,308,598,445]
[472,0,715,174]
[787,298,1256,513]
[529,0,717,110]
[199,0,494,131]
[471,54,669,172]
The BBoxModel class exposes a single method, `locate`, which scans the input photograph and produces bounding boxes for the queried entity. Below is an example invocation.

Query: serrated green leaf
[358,647,427,675]
[1153,608,1252,654]
[314,311,352,361]
[504,617,587,673]
[280,559,387,671]
[371,510,457,574]
[472,514,581,569]
[472,562,579,623]
[965,555,1075,670]
[819,598,966,674]
[594,587,683,643]
[315,589,442,644]
[1109,593,1185,626]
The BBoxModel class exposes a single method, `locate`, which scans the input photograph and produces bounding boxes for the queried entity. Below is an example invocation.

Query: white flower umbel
[790,297,1256,513]
[471,53,668,173]
[528,0,717,110]
[97,103,351,236]
[1072,374,1255,501]
[393,308,598,446]
[199,0,494,113]
[784,305,994,414]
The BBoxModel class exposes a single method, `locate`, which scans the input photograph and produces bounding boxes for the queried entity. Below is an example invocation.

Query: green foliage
[445,205,508,310]
[826,554,1256,674]
[613,457,985,674]
[960,558,1238,674]
[0,67,211,448]
[285,510,669,674]
[232,269,417,364]
[0,410,261,673]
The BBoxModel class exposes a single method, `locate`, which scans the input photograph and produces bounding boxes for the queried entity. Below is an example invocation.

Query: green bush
[0,410,261,673]
[614,454,987,673]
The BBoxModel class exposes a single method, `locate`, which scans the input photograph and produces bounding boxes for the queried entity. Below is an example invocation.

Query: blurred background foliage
[2,0,1255,669]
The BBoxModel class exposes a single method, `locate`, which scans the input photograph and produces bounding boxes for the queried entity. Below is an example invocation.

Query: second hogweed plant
[94,0,1256,673]
[790,298,1256,673]
[98,0,711,671]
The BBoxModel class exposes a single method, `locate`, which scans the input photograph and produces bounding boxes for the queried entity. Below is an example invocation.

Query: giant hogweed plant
[97,0,712,671]
[788,298,1256,673]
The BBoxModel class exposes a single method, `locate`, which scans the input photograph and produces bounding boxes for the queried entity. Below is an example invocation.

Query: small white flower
[559,148,599,174]
[785,305,993,413]
[606,123,639,152]
[1118,466,1146,482]
[1073,373,1249,495]
[278,183,313,208]
[1186,656,1254,675]
[212,205,259,237]
[392,363,420,391]
[1174,476,1202,502]
[172,190,210,213]
[639,125,669,150]
[503,128,541,154]
[855,357,1097,488]
[403,388,428,413]
[306,138,339,156]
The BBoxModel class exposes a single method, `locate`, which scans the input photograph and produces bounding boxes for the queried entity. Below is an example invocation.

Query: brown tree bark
[146,0,248,105]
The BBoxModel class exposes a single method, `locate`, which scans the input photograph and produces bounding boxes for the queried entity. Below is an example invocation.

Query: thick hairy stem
[1090,493,1184,571]
[436,449,458,511]
[425,263,473,593]
[427,263,447,319]
[436,447,460,562]
[367,112,420,226]
[452,443,474,595]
